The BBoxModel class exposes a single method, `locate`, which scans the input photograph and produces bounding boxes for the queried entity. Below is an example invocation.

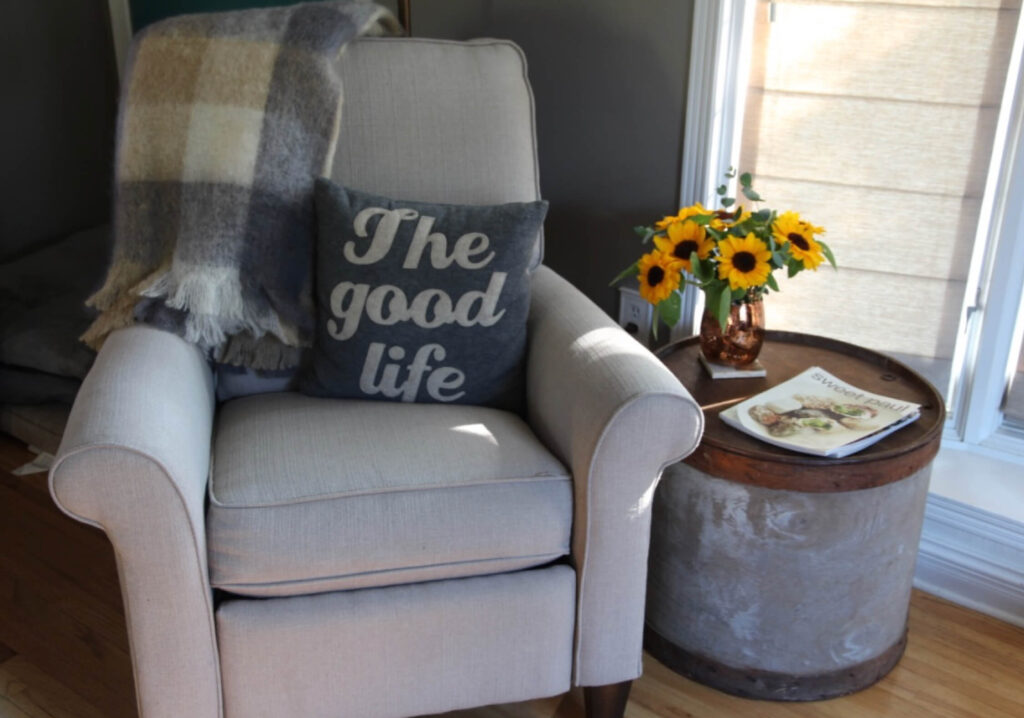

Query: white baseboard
[915,492,1024,628]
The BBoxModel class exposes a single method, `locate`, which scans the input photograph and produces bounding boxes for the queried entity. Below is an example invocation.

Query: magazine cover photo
[722,367,921,458]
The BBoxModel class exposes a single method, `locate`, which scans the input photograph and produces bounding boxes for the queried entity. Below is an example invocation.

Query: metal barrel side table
[646,332,945,701]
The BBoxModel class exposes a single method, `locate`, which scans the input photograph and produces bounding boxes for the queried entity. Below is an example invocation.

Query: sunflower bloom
[717,233,772,290]
[710,206,751,231]
[655,202,710,230]
[637,250,682,304]
[653,220,715,272]
[773,211,826,270]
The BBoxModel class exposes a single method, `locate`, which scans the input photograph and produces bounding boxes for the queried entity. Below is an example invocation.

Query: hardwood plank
[0,473,123,609]
[0,657,107,718]
[0,551,136,718]
[0,696,35,718]
[0,437,35,476]
[623,590,1024,718]
[0,435,136,718]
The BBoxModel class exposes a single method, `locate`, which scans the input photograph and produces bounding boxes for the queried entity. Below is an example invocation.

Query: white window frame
[950,5,1024,451]
[684,0,1024,462]
[107,0,133,78]
[671,0,757,340]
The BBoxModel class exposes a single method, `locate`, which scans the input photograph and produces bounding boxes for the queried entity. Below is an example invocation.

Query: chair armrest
[526,266,704,687]
[50,326,222,718]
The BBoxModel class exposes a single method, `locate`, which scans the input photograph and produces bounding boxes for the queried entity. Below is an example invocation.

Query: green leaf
[731,287,748,301]
[689,258,704,282]
[721,197,735,208]
[752,209,772,222]
[725,167,737,179]
[706,226,725,241]
[717,286,732,330]
[633,225,650,237]
[766,273,780,292]
[702,257,719,281]
[741,187,763,202]
[740,172,752,188]
[609,260,639,286]
[819,240,838,269]
[689,251,704,280]
[659,291,682,328]
[703,284,720,317]
[692,214,712,226]
[787,258,802,278]
[716,184,727,196]
[772,250,787,267]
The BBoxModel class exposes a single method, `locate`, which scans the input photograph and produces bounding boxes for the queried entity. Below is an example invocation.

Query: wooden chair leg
[583,680,633,718]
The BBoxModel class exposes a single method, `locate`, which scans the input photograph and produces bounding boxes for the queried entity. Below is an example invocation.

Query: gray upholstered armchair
[49,37,703,718]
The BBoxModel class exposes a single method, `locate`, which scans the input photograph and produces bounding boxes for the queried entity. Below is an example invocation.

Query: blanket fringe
[85,259,153,311]
[80,293,139,350]
[141,266,290,351]
[218,332,305,371]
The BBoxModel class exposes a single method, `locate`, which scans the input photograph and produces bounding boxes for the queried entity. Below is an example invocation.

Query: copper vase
[699,298,765,367]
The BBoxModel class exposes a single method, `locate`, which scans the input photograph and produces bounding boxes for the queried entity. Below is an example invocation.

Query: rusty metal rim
[644,624,908,702]
[660,331,946,491]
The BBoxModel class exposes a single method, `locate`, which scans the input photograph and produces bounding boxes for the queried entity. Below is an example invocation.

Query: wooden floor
[2,434,1023,718]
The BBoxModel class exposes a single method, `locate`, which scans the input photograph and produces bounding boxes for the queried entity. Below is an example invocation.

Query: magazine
[719,366,921,458]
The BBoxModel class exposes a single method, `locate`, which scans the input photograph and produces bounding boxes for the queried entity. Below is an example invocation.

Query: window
[683,0,1024,452]
[1005,330,1024,428]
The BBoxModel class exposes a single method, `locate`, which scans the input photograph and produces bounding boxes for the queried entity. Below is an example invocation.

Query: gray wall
[1,0,119,260]
[410,0,691,316]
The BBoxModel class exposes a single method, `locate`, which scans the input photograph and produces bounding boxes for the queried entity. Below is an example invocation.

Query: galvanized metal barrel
[646,332,944,700]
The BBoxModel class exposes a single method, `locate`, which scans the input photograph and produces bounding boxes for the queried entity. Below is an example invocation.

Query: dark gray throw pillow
[300,180,548,411]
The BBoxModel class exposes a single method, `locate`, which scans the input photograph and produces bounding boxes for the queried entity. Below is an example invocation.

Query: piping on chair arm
[49,326,223,718]
[526,265,705,688]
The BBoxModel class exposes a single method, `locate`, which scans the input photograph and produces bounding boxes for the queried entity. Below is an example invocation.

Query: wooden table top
[658,331,946,492]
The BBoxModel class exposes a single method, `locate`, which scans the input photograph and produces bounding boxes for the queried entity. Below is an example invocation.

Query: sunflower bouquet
[614,170,835,335]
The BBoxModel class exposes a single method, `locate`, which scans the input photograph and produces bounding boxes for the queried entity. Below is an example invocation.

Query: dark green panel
[130,0,399,31]
[130,0,301,30]
[0,0,118,258]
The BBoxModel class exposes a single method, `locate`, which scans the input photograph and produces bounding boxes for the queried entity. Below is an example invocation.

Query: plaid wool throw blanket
[83,1,399,370]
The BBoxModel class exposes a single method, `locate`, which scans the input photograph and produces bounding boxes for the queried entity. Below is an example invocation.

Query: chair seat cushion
[207,392,572,597]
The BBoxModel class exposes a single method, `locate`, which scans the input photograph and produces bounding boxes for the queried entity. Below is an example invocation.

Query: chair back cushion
[332,37,541,208]
[216,37,541,401]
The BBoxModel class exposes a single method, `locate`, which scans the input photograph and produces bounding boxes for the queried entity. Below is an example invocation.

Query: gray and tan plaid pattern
[83,1,399,370]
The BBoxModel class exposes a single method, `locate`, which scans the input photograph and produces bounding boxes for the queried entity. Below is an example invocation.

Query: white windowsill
[928,440,1024,525]
[918,439,1024,627]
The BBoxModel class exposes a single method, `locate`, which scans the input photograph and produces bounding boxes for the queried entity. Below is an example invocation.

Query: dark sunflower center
[647,265,665,286]
[733,251,757,272]
[674,240,699,260]
[788,232,809,251]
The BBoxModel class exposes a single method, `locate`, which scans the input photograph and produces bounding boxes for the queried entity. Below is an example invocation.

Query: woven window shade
[738,0,1020,394]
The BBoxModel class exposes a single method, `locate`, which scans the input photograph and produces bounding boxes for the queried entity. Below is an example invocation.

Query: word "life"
[360,342,465,402]
[345,207,495,270]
